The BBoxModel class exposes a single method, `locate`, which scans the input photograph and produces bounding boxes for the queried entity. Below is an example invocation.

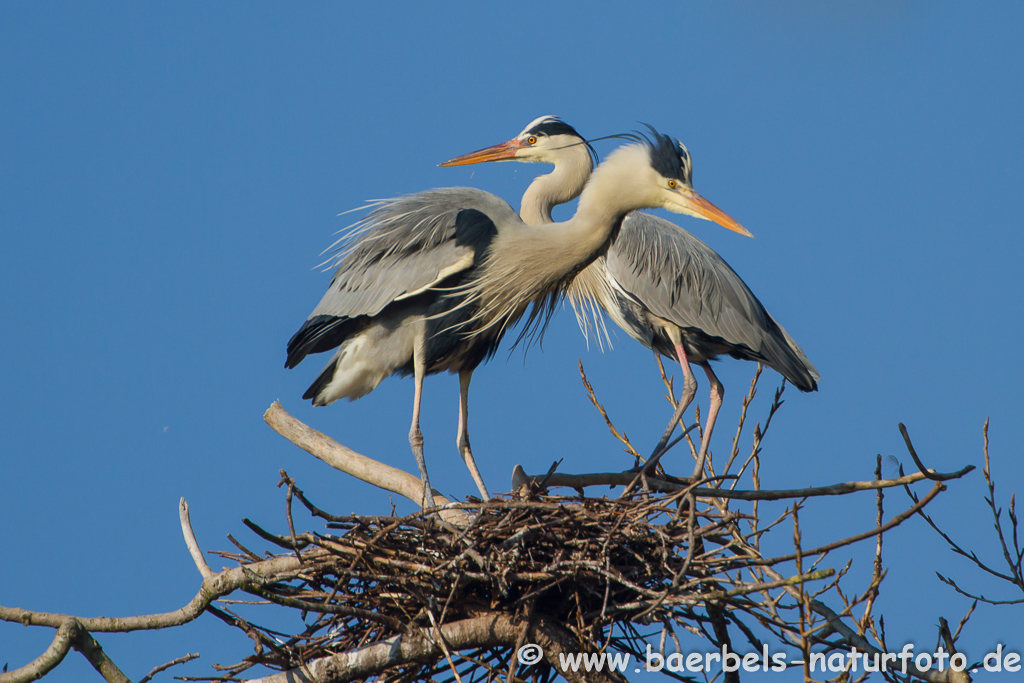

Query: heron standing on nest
[441,117,818,478]
[287,125,748,505]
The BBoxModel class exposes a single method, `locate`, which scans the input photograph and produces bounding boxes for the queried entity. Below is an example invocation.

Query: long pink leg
[648,342,698,464]
[691,362,724,480]
[409,339,432,509]
[457,369,491,501]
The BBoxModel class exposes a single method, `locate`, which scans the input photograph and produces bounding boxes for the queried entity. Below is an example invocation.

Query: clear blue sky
[2,2,1022,680]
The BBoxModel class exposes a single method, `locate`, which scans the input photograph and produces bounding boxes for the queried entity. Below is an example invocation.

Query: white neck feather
[498,144,655,284]
[465,143,660,337]
[572,144,654,230]
[519,143,592,225]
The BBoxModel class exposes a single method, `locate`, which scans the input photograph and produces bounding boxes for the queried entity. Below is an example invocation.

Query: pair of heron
[286,117,818,506]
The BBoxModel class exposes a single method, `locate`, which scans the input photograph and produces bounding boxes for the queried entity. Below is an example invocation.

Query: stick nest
[215,490,734,681]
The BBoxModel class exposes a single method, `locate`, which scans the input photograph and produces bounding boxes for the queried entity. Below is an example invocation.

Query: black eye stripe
[526,118,584,139]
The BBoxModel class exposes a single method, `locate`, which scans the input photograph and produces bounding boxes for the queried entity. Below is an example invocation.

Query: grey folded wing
[605,212,819,390]
[286,188,516,367]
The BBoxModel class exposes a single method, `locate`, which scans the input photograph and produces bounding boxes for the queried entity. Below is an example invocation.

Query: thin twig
[138,653,200,683]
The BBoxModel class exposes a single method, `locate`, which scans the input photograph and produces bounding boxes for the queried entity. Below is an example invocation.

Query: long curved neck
[497,146,653,287]
[519,144,593,225]
[466,144,656,335]
[569,146,651,241]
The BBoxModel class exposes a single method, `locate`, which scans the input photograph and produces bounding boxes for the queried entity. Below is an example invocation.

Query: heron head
[438,115,595,167]
[641,127,752,237]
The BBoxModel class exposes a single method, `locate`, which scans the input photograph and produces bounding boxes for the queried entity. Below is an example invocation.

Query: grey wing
[604,212,819,390]
[314,188,518,319]
[285,188,518,367]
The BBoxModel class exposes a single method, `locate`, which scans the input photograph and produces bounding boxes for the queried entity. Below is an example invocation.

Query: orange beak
[438,138,523,167]
[676,188,753,238]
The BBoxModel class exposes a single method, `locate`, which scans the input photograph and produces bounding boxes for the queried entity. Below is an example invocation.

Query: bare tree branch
[513,467,971,500]
[751,480,947,567]
[264,401,471,525]
[579,360,640,461]
[0,553,303,632]
[910,419,1024,606]
[1,371,993,683]
[138,652,200,683]
[180,497,215,580]
[243,612,623,683]
[0,618,132,683]
[0,619,77,683]
[72,631,132,683]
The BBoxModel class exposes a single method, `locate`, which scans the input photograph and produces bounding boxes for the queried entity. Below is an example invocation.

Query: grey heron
[440,116,818,478]
[286,124,747,506]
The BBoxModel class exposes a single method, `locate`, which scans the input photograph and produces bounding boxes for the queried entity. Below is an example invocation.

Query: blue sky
[2,2,1022,680]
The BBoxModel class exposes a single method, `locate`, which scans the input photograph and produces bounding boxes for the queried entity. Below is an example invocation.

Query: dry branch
[243,613,623,683]
[511,467,971,500]
[0,372,989,683]
[264,401,471,525]
[138,653,200,683]
[0,618,132,683]
[0,619,78,683]
[913,419,1024,606]
[0,553,303,633]
[0,541,303,682]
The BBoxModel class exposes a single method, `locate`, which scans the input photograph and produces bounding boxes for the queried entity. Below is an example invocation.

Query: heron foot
[409,427,433,510]
[458,437,491,502]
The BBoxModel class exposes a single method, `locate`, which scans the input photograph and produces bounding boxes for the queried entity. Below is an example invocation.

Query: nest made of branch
[216,491,739,680]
